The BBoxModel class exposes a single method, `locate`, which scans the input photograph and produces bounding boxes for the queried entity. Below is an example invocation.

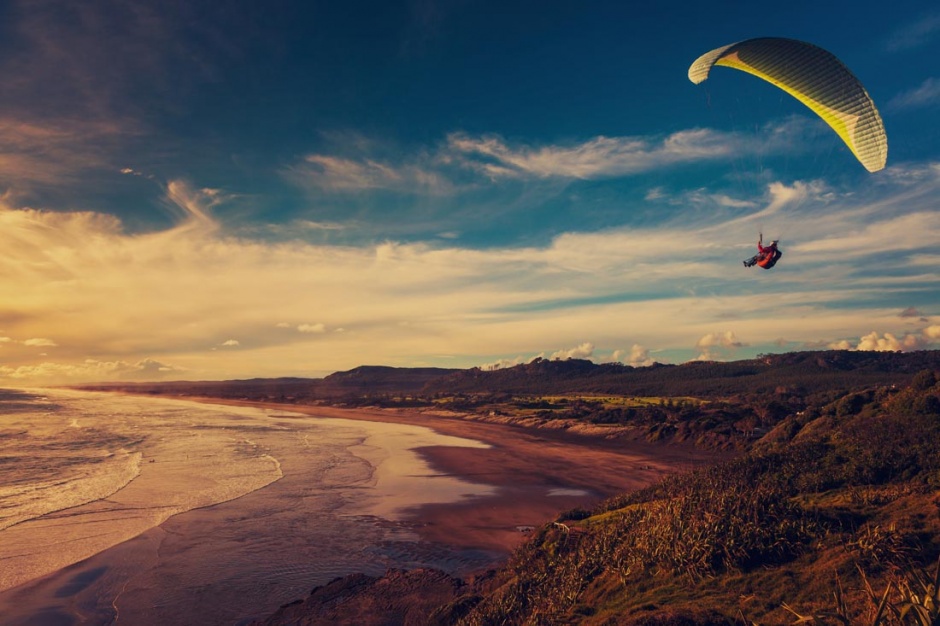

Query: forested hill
[421,350,940,397]
[71,351,940,400]
[71,366,460,400]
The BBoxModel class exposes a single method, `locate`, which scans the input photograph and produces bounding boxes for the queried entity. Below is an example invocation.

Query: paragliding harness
[743,235,782,270]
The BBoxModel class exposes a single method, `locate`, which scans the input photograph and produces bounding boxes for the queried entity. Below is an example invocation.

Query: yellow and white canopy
[689,37,887,173]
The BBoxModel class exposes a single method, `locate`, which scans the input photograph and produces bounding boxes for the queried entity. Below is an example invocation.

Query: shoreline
[0,391,730,625]
[153,395,727,559]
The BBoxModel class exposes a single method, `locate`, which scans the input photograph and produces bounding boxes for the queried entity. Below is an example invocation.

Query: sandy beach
[0,392,724,625]
[175,398,723,555]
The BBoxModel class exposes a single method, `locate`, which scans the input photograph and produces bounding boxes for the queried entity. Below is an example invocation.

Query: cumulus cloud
[697,331,744,349]
[297,323,326,334]
[221,339,240,347]
[551,342,594,360]
[612,344,656,367]
[857,331,925,352]
[695,331,746,361]
[480,355,528,371]
[829,326,940,352]
[126,358,185,379]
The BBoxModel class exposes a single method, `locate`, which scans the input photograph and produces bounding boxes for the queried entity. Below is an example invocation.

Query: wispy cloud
[23,338,58,347]
[0,117,133,192]
[285,119,819,202]
[446,129,742,180]
[164,180,225,230]
[899,306,927,319]
[794,211,940,259]
[0,2,245,203]
[888,77,940,111]
[287,154,455,194]
[3,162,940,384]
[447,117,819,181]
[3,1,234,120]
[884,12,940,52]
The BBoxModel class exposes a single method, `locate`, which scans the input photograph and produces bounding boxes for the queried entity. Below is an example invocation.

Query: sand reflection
[341,418,495,518]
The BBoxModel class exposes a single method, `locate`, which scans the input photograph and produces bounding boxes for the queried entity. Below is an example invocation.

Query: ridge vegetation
[446,370,940,624]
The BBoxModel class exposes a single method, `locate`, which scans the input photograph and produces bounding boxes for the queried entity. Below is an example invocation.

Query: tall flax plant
[785,558,940,625]
[887,556,940,626]
[611,466,818,583]
[856,557,940,626]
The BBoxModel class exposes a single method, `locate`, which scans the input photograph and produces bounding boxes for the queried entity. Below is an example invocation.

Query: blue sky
[1,0,939,384]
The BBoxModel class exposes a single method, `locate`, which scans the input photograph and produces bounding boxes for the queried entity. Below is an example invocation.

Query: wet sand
[175,398,723,555]
[1,395,725,625]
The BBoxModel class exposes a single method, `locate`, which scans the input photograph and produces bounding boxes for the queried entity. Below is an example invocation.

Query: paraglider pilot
[743,234,782,269]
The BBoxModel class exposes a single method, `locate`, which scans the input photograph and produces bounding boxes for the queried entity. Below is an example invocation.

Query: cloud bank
[3,158,940,384]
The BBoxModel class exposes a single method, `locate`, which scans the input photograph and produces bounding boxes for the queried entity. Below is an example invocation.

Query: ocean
[0,388,499,625]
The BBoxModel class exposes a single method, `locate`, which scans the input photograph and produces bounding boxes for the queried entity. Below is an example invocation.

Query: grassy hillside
[432,372,940,625]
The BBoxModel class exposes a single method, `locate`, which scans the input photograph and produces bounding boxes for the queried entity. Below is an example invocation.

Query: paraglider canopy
[689,37,887,173]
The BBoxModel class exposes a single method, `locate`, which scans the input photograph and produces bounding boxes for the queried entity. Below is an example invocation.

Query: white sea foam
[0,449,142,531]
[0,390,285,591]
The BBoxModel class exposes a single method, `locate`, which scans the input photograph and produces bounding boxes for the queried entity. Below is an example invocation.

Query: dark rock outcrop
[251,568,472,626]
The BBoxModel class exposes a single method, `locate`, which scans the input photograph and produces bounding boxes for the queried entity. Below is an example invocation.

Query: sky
[2,0,940,385]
